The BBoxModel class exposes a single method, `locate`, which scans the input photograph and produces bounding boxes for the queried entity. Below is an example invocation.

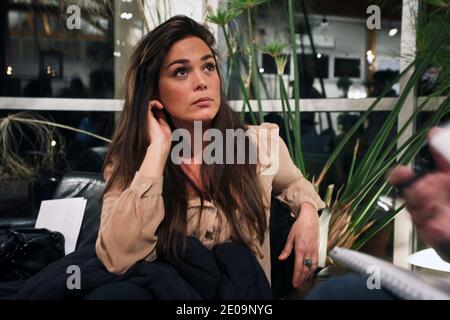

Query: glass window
[2,0,116,98]
[0,109,114,218]
[334,57,361,79]
[226,0,403,100]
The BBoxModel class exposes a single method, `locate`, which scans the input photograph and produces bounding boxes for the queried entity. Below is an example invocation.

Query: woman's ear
[152,88,161,101]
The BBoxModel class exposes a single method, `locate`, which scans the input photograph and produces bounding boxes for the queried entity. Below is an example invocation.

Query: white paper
[330,247,450,300]
[430,124,450,165]
[408,248,450,272]
[35,197,87,255]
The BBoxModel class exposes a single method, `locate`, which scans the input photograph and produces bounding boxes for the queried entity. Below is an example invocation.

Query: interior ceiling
[300,0,403,21]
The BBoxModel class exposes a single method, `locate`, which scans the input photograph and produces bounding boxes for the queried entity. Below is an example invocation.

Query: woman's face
[158,36,221,128]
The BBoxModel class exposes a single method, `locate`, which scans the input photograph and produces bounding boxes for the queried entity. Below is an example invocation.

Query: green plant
[323,2,450,251]
[0,112,111,181]
[207,0,450,255]
[4,0,448,260]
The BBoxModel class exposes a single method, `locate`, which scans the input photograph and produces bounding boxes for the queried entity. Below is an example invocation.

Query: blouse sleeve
[270,124,326,217]
[95,163,165,275]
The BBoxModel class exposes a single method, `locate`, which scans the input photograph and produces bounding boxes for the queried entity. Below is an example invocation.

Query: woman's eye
[205,63,216,72]
[174,67,187,77]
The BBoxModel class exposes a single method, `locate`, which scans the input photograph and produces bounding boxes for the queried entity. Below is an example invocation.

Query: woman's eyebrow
[166,54,214,69]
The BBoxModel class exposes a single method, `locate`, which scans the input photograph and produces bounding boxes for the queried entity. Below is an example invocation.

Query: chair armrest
[0,217,36,229]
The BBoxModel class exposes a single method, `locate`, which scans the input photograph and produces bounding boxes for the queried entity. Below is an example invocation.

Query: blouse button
[205,230,215,240]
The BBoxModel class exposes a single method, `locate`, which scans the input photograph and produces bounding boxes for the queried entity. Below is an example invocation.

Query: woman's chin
[190,110,217,122]
[193,116,214,123]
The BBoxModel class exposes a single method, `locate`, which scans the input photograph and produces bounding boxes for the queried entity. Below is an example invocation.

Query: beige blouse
[95,122,326,283]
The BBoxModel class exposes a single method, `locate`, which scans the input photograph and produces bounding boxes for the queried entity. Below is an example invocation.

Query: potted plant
[206,0,450,265]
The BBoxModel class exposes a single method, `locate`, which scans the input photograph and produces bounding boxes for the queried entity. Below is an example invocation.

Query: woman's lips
[193,101,212,108]
[192,98,213,108]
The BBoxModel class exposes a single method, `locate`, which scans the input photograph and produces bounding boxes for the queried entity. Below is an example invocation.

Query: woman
[95,15,325,298]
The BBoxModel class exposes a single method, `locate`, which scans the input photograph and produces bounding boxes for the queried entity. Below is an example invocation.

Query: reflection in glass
[2,0,115,98]
[227,0,402,100]
[334,57,361,79]
[0,109,113,218]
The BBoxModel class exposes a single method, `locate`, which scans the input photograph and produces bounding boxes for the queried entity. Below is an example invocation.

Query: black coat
[13,237,272,300]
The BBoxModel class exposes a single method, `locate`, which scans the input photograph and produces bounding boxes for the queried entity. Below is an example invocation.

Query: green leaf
[229,0,267,11]
[206,8,242,26]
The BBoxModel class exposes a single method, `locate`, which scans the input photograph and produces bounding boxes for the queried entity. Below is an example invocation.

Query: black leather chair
[0,171,300,298]
[0,172,105,251]
[73,147,109,173]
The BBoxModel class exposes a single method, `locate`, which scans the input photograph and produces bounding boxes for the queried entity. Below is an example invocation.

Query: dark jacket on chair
[0,172,294,299]
[15,236,272,300]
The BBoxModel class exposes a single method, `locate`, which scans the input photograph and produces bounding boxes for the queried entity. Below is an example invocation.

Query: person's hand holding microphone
[388,126,450,261]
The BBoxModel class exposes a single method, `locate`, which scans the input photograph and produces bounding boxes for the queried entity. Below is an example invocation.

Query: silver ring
[304,257,313,269]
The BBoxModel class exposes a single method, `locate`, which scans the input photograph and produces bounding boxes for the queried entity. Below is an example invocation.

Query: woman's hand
[148,100,172,149]
[278,202,319,288]
[139,100,172,177]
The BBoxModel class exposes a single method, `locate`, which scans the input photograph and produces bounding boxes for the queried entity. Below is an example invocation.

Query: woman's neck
[171,119,212,163]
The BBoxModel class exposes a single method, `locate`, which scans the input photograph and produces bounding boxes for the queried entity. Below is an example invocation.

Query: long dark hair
[102,15,267,259]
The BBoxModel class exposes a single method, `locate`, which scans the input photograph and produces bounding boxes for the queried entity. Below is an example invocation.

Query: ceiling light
[366,50,375,65]
[120,12,133,20]
[389,28,398,37]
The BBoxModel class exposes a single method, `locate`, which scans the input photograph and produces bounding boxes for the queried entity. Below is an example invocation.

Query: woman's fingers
[148,100,165,122]
[293,247,318,287]
[154,108,168,126]
[152,108,172,141]
[147,101,158,122]
[280,232,319,288]
[309,253,319,277]
[292,250,305,288]
[278,235,294,260]
[147,100,171,145]
[149,99,164,110]
[147,107,158,131]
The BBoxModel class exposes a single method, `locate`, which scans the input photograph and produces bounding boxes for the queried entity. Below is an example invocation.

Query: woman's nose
[193,71,207,90]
